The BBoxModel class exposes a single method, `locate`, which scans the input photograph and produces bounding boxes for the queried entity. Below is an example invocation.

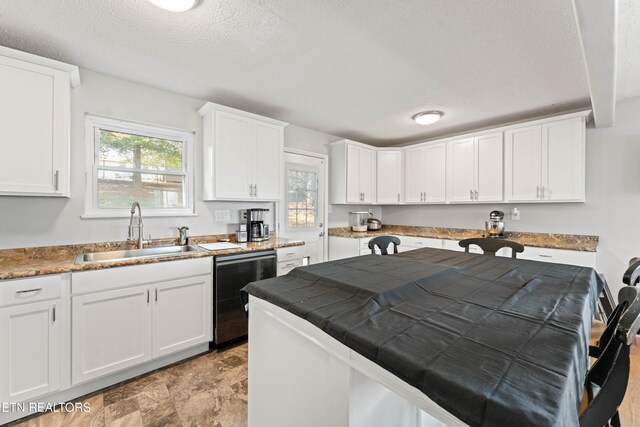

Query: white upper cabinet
[376,150,402,204]
[0,47,79,197]
[199,102,288,201]
[404,143,446,204]
[330,140,376,204]
[447,133,503,203]
[505,116,585,202]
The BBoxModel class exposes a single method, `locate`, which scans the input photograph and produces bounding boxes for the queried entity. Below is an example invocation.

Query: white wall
[0,69,339,249]
[382,96,640,296]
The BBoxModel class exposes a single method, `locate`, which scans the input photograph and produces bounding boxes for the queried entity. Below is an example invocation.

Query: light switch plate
[214,210,231,221]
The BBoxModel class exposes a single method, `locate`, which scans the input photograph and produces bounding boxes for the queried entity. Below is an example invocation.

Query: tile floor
[8,343,248,427]
[6,326,640,427]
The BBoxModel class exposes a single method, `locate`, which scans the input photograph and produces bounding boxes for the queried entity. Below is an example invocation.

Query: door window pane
[287,168,318,229]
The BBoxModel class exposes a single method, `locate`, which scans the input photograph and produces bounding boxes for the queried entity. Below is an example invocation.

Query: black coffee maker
[242,208,270,242]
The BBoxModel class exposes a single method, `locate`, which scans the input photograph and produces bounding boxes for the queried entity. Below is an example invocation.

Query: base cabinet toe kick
[0,257,213,425]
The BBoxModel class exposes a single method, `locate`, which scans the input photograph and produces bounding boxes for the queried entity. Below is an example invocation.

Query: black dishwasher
[213,250,276,346]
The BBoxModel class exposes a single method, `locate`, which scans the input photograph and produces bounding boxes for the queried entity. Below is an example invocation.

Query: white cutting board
[199,242,242,251]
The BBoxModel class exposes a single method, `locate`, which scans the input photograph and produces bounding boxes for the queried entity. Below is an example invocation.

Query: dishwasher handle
[217,254,276,266]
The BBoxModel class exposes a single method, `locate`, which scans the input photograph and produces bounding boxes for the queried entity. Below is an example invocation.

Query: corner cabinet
[0,46,80,197]
[330,140,376,204]
[505,116,585,202]
[376,150,403,204]
[199,102,288,201]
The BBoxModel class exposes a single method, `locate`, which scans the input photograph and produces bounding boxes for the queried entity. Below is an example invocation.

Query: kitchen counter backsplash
[0,234,303,281]
[329,225,598,252]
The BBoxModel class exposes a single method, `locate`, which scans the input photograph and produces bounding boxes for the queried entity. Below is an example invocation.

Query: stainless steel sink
[75,245,205,264]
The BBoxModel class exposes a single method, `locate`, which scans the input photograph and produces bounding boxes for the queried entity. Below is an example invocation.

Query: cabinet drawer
[0,275,62,307]
[277,259,303,276]
[277,246,303,262]
[442,239,482,254]
[519,247,596,268]
[401,236,443,249]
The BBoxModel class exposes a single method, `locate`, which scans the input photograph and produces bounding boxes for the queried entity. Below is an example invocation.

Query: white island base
[248,296,469,427]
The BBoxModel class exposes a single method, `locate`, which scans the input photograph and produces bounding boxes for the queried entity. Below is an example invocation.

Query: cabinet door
[475,133,503,202]
[346,144,362,203]
[359,147,376,203]
[329,237,360,260]
[0,300,61,402]
[152,276,212,358]
[404,146,425,203]
[542,118,585,201]
[0,58,69,196]
[72,286,151,384]
[214,111,253,200]
[376,151,401,204]
[423,143,446,203]
[448,138,475,202]
[504,125,542,201]
[253,122,283,200]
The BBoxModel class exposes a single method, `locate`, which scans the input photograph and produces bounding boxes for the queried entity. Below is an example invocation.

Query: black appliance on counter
[241,208,270,242]
[213,250,276,346]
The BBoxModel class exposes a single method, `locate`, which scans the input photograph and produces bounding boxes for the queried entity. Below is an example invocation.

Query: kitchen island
[244,248,602,427]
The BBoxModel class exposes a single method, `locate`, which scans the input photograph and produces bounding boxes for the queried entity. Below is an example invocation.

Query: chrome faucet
[178,226,189,246]
[128,202,145,249]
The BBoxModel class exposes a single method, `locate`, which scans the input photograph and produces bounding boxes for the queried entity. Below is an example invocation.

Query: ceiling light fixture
[147,0,199,12]
[412,111,444,125]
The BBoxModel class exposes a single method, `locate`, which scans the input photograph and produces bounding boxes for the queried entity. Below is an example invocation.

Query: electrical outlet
[510,207,520,220]
[214,210,230,222]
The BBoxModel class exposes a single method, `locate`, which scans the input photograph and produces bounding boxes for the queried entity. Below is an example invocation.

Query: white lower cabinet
[71,257,212,385]
[277,246,304,276]
[0,275,65,403]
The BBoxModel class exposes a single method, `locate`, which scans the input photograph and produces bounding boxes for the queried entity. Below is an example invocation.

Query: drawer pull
[286,252,296,256]
[538,254,553,258]
[52,305,56,323]
[284,263,297,267]
[16,288,43,294]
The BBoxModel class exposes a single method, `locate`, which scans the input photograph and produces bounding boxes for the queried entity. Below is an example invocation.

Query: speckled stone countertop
[0,234,303,281]
[329,225,598,252]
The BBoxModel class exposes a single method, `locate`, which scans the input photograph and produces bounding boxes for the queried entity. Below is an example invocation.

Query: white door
[254,122,283,200]
[376,151,402,204]
[423,143,446,202]
[448,138,475,202]
[359,147,376,203]
[279,151,327,264]
[214,111,253,200]
[505,125,542,201]
[152,275,212,358]
[404,146,425,203]
[542,118,584,201]
[0,300,61,402]
[475,133,503,202]
[72,285,151,384]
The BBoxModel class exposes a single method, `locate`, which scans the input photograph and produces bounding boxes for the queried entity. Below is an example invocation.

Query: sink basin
[75,245,205,264]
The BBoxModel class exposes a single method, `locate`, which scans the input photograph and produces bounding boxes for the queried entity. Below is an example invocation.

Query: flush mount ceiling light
[412,111,444,125]
[147,0,199,12]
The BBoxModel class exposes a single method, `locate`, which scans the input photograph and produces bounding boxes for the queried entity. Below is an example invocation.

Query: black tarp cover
[243,248,603,427]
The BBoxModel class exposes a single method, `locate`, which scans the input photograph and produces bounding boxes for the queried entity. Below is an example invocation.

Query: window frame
[83,114,196,218]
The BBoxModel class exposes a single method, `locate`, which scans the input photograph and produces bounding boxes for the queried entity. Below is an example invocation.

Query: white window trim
[82,114,196,219]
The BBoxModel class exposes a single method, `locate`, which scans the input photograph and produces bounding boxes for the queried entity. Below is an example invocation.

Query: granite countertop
[0,234,304,281]
[328,225,598,252]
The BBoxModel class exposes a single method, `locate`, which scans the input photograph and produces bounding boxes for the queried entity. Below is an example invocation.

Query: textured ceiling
[0,0,595,145]
[617,0,640,101]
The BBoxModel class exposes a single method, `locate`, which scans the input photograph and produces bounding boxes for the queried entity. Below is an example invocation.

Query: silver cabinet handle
[254,184,258,198]
[52,305,56,323]
[538,254,553,258]
[397,193,400,203]
[284,262,297,267]
[249,184,253,197]
[54,170,59,191]
[16,288,42,294]
[475,190,478,200]
[542,186,546,199]
[470,189,473,200]
[536,186,540,199]
[155,288,158,302]
[147,289,150,303]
